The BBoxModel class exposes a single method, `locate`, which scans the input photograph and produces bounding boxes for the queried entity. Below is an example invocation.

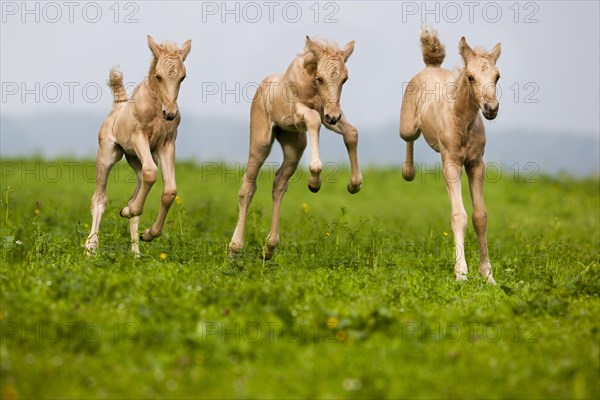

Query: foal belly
[418,106,442,152]
[420,130,440,152]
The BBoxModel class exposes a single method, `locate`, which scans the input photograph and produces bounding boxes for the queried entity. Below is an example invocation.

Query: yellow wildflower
[159,253,168,260]
[327,317,339,329]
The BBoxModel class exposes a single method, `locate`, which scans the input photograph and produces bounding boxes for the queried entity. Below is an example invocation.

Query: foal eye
[315,76,323,84]
[180,75,186,82]
[467,75,474,82]
[495,75,500,83]
[155,74,162,81]
[342,77,348,84]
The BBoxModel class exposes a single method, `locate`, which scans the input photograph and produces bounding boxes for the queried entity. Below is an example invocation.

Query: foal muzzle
[324,113,341,125]
[162,109,178,121]
[483,102,499,120]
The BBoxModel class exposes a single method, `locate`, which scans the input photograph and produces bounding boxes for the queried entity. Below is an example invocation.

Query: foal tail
[420,26,446,67]
[107,66,128,104]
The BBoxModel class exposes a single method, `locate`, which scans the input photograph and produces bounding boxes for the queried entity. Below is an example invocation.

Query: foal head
[147,35,192,121]
[459,37,501,120]
[304,36,355,125]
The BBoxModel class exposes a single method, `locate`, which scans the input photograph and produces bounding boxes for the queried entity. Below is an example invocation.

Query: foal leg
[140,140,177,242]
[120,135,157,219]
[229,110,274,256]
[400,83,421,181]
[466,160,496,285]
[442,156,469,281]
[124,154,143,256]
[325,114,362,193]
[296,104,323,192]
[85,140,123,255]
[402,142,417,181]
[264,130,307,260]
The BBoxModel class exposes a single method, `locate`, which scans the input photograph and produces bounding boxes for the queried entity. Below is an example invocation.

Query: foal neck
[282,57,318,97]
[147,57,159,91]
[453,70,479,129]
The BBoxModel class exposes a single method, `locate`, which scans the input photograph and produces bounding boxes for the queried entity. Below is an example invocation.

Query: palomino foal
[230,36,362,259]
[400,28,501,284]
[85,35,191,256]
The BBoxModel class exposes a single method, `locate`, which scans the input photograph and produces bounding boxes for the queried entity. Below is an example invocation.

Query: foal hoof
[455,273,468,282]
[262,244,277,260]
[84,239,98,257]
[84,246,97,258]
[229,242,243,258]
[308,184,320,193]
[483,273,497,286]
[402,164,416,181]
[140,229,156,242]
[347,182,362,194]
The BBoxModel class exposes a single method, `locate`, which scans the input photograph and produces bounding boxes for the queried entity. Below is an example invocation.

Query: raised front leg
[141,140,177,242]
[120,135,157,219]
[466,160,496,285]
[296,104,323,192]
[325,114,362,193]
[399,82,421,182]
[85,141,123,256]
[264,130,307,260]
[442,158,469,281]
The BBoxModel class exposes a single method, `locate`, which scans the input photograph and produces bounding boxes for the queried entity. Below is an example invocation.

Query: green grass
[1,159,598,399]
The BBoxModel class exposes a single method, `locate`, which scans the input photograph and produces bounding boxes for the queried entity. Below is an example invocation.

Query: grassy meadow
[0,159,598,399]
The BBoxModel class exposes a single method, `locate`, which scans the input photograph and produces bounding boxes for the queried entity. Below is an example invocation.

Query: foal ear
[305,36,323,58]
[147,35,162,58]
[490,42,501,63]
[459,36,474,64]
[179,39,192,61]
[341,40,355,62]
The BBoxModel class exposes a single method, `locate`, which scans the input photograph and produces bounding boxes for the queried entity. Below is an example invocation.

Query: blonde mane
[470,46,496,62]
[298,38,345,74]
[298,38,342,57]
[157,41,180,53]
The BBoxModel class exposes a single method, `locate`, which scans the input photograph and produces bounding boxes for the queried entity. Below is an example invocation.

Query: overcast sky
[1,1,599,139]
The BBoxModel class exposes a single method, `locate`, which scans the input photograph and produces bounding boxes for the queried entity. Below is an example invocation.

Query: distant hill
[1,113,598,176]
